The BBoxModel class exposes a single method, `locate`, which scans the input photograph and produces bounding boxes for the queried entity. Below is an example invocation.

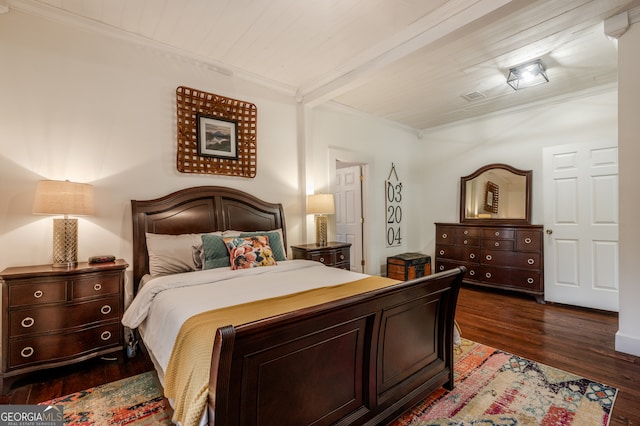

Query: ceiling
[9,0,640,130]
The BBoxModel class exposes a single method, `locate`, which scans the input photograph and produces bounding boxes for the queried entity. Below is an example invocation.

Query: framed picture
[196,114,238,159]
[484,181,499,213]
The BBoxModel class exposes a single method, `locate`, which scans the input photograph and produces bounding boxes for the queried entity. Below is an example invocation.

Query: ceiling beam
[300,0,513,107]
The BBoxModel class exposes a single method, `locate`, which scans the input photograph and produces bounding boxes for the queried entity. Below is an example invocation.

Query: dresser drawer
[8,279,67,307]
[436,227,480,244]
[436,245,480,263]
[482,250,541,270]
[434,260,480,282]
[481,239,514,251]
[481,228,515,239]
[516,230,542,252]
[10,296,120,337]
[8,322,121,368]
[480,266,542,290]
[72,272,121,300]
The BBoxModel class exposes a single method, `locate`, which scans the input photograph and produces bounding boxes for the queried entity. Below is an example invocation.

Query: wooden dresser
[435,223,544,302]
[0,259,128,393]
[291,242,351,270]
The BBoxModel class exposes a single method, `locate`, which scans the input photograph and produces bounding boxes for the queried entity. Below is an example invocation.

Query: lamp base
[52,218,78,268]
[315,215,328,247]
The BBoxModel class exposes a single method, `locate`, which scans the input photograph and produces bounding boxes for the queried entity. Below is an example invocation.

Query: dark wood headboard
[131,186,286,291]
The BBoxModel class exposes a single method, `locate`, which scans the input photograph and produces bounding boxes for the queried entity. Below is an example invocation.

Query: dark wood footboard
[208,266,465,426]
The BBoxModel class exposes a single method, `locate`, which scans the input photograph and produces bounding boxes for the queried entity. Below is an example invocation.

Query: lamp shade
[307,194,335,215]
[33,180,95,216]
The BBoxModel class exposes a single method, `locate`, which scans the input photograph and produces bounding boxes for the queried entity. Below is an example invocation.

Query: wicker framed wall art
[176,86,257,177]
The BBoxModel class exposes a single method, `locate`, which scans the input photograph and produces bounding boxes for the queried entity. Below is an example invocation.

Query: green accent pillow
[201,234,231,269]
[239,231,286,261]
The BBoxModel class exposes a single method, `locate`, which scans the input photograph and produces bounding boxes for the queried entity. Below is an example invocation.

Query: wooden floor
[1,286,638,424]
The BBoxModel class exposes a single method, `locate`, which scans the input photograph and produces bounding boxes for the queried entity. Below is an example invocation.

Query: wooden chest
[387,252,431,281]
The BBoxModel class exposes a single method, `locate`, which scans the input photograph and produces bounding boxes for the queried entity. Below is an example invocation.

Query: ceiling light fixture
[506,59,549,91]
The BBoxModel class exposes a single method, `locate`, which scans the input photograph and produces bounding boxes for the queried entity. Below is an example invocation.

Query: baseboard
[615,330,640,357]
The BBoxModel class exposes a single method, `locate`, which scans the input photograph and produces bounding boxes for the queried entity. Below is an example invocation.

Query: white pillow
[146,232,222,276]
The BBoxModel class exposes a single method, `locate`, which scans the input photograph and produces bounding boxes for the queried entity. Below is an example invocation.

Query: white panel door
[335,165,363,272]
[543,142,618,311]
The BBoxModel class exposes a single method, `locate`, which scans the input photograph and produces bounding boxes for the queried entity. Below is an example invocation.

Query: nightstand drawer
[291,242,352,270]
[72,272,121,300]
[9,322,121,368]
[8,279,67,307]
[10,296,120,337]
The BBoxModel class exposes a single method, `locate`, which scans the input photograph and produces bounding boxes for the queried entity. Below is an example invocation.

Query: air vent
[462,91,486,101]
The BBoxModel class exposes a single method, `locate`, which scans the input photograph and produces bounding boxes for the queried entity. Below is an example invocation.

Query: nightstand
[291,242,351,270]
[0,259,128,393]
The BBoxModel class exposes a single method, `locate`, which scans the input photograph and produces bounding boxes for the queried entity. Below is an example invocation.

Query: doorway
[543,141,619,311]
[335,161,365,272]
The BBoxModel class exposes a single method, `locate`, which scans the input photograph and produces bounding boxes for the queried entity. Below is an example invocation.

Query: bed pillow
[201,234,231,270]
[146,233,203,276]
[223,229,287,261]
[223,235,277,270]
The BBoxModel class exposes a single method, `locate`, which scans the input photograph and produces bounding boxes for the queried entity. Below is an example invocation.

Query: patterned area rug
[392,339,617,426]
[38,340,617,425]
[39,371,173,425]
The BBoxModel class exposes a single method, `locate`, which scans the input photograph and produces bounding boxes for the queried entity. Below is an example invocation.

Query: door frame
[329,148,372,274]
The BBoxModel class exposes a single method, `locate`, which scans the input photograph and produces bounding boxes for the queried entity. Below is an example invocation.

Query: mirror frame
[460,163,532,224]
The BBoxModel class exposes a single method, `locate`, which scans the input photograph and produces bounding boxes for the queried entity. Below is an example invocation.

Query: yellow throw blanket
[164,275,400,426]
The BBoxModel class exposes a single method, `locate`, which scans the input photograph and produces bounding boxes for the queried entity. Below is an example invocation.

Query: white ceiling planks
[9,0,640,129]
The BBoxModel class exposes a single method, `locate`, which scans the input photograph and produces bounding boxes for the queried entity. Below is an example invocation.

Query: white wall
[616,20,640,356]
[0,11,301,297]
[416,89,618,260]
[309,105,423,275]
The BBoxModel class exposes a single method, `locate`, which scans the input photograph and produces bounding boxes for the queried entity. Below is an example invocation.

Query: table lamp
[307,194,335,247]
[33,180,95,267]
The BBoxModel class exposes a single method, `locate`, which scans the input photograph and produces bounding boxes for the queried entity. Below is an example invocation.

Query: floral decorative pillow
[223,235,277,270]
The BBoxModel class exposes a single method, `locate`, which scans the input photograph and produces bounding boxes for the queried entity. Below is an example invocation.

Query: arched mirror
[460,163,531,224]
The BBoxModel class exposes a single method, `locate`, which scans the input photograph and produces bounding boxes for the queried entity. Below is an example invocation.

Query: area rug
[392,339,618,426]
[39,371,173,425]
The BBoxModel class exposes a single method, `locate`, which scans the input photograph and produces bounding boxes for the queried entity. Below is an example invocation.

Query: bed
[123,186,465,426]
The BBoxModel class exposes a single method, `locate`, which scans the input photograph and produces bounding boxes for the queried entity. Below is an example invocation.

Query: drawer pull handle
[469,270,475,276]
[439,265,444,271]
[442,233,448,239]
[20,347,34,358]
[469,253,476,259]
[339,254,344,260]
[101,331,112,341]
[527,278,534,284]
[439,250,444,255]
[525,237,532,244]
[21,317,35,328]
[33,290,44,299]
[101,305,112,315]
[463,230,468,235]
[94,283,102,291]
[485,254,492,261]
[486,272,492,278]
[494,231,500,236]
[319,257,325,263]
[528,258,535,265]
[494,242,500,247]
[463,239,468,245]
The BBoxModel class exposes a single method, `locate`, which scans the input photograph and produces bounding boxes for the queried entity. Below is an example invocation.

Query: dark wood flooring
[1,285,638,424]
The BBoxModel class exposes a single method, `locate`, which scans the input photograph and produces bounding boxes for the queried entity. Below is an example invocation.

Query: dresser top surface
[1,259,128,279]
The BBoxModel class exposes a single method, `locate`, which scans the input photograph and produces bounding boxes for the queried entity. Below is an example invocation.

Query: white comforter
[122,260,368,380]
